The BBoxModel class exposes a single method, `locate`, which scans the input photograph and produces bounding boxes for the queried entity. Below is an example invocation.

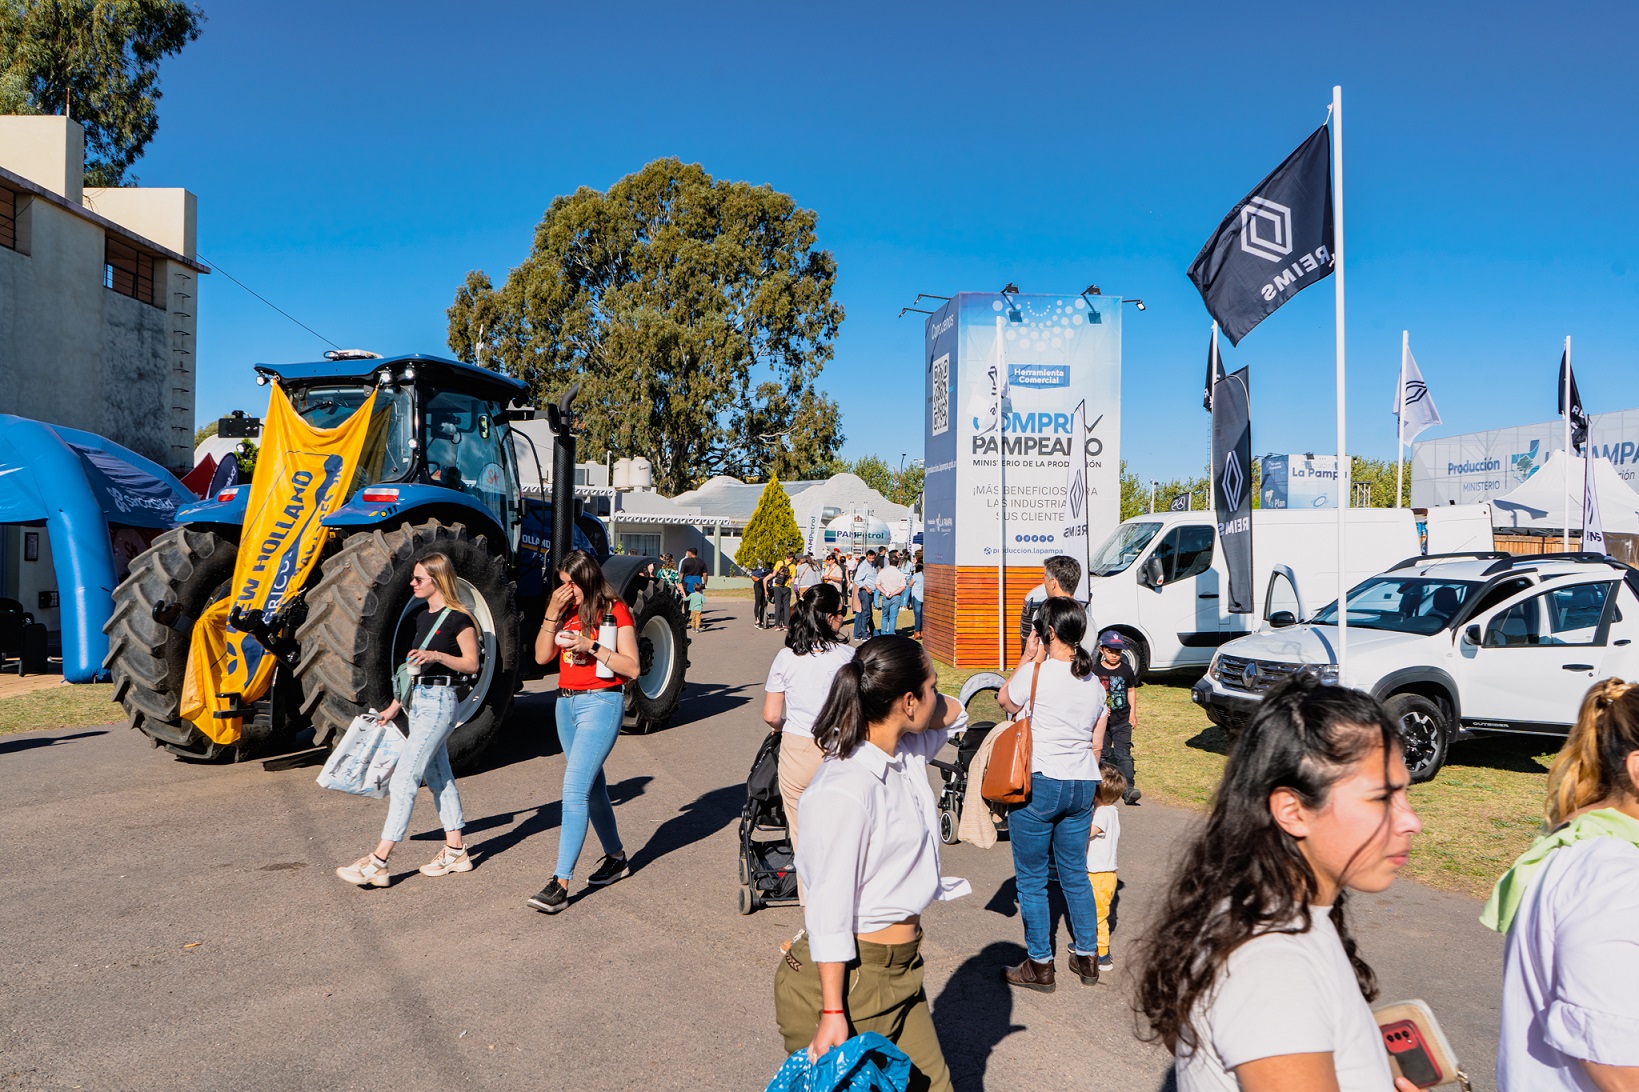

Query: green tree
[888,460,924,508]
[193,418,216,448]
[849,455,893,497]
[0,0,205,187]
[1347,456,1410,508]
[737,474,803,567]
[447,157,845,496]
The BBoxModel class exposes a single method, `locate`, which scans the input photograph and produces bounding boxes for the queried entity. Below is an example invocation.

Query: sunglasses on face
[410,575,430,586]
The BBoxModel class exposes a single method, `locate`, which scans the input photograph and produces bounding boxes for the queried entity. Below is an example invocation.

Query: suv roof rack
[1386,551,1509,573]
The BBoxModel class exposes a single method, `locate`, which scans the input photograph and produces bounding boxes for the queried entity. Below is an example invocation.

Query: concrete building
[0,116,208,473]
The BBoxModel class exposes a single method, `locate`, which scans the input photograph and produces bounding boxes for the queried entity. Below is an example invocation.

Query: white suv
[1191,552,1639,781]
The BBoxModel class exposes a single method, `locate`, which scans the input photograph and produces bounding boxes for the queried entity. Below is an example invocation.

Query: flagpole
[1563,334,1572,552]
[1210,322,1220,493]
[997,315,1007,670]
[1396,330,1407,509]
[1332,85,1349,677]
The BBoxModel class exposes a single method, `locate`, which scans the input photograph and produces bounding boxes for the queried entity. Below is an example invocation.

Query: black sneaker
[586,854,630,887]
[1124,787,1143,806]
[527,877,569,914]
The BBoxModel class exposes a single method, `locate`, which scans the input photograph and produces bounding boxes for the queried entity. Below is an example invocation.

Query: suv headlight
[1303,663,1341,685]
[1208,651,1224,681]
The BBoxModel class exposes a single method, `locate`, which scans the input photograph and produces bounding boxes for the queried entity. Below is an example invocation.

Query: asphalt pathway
[0,600,1503,1090]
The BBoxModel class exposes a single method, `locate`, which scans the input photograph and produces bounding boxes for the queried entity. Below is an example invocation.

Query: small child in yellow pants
[1087,765,1126,970]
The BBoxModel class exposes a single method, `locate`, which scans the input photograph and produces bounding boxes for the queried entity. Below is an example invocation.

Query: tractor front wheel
[624,577,688,734]
[296,520,520,773]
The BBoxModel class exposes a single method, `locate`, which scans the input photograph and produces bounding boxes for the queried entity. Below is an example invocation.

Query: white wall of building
[1411,407,1639,507]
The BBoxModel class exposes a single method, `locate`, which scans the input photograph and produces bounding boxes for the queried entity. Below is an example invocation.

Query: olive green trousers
[773,934,952,1092]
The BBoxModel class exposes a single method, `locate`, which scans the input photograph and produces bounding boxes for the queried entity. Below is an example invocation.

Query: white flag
[1394,346,1442,445]
[1062,401,1091,597]
[1584,450,1606,554]
[967,316,1011,436]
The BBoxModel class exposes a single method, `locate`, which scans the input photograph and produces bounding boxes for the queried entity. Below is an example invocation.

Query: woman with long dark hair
[1487,679,1639,1088]
[336,552,481,887]
[526,550,642,915]
[763,583,853,850]
[1135,676,1424,1091]
[774,636,968,1092]
[996,595,1107,990]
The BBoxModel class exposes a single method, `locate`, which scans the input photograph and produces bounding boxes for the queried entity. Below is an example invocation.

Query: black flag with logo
[1169,493,1190,512]
[1212,366,1253,613]
[1204,328,1225,411]
[1558,349,1588,453]
[1188,125,1334,346]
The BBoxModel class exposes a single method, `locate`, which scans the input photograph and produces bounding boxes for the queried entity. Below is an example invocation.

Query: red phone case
[1381,1019,1441,1086]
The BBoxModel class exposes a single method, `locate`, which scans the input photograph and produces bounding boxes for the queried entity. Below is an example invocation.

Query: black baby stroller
[737,731,800,914]
[935,672,1013,845]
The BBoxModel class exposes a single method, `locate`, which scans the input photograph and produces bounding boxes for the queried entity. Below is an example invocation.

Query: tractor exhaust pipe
[545,383,581,583]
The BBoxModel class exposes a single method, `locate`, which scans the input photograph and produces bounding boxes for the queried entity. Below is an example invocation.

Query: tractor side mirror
[1269,610,1297,628]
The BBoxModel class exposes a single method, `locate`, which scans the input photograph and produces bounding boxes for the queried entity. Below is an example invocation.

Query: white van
[1084,505,1493,675]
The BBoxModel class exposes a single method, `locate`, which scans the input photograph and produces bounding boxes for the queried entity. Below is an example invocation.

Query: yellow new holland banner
[181,385,378,744]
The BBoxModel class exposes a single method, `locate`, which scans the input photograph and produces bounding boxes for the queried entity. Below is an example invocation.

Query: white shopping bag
[316,714,406,799]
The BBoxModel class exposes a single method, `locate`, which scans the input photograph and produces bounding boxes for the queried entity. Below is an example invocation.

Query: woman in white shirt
[763,583,854,850]
[1487,678,1639,1090]
[1135,676,1424,1092]
[774,635,968,1092]
[996,596,1108,990]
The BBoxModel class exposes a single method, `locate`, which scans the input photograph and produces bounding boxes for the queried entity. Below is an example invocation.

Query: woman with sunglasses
[337,552,481,887]
[764,583,853,851]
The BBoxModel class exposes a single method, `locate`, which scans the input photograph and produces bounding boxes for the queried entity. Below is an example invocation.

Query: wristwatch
[589,641,602,657]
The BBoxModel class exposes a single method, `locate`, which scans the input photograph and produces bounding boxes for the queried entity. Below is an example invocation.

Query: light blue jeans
[1009,774,1100,962]
[554,688,626,879]
[878,592,906,636]
[381,684,463,844]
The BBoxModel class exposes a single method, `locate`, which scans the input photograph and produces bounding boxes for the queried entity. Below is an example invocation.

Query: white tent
[1491,450,1639,533]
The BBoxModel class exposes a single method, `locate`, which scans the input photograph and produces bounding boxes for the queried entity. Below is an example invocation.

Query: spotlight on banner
[998,283,1023,323]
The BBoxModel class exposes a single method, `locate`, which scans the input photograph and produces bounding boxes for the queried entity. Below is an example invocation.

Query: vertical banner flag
[1212,367,1254,613]
[1188,125,1335,345]
[1584,449,1606,554]
[1559,349,1588,452]
[1061,400,1092,599]
[1395,345,1442,445]
[180,385,379,744]
[1203,324,1225,411]
[1169,493,1190,512]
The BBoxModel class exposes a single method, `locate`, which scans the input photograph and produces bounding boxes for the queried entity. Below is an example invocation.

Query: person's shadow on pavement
[451,775,654,861]
[932,941,1029,1092]
[629,782,745,871]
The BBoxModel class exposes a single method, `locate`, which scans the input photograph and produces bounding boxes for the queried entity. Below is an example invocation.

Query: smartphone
[1373,1000,1464,1088]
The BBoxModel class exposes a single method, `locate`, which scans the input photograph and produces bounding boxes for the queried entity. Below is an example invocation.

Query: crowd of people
[750,547,924,639]
[334,544,1639,1091]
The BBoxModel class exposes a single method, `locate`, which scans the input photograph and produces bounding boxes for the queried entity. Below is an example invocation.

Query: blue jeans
[554,688,626,879]
[878,592,906,636]
[853,586,875,639]
[911,596,923,634]
[381,685,463,844]
[1009,774,1100,961]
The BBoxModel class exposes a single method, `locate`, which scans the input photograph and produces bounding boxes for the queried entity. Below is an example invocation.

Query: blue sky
[134,0,1638,482]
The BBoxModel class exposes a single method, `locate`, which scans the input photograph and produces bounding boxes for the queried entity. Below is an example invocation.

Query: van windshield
[1310,577,1479,635]
[1089,522,1162,576]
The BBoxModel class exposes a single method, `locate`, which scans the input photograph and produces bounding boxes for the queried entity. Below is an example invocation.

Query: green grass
[0,683,121,735]
[933,658,1551,899]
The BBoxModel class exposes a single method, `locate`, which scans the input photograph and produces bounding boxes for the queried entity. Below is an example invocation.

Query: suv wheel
[1383,693,1450,783]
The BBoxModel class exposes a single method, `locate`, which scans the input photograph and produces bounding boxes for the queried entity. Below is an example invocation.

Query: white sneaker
[419,846,473,876]
[336,855,390,887]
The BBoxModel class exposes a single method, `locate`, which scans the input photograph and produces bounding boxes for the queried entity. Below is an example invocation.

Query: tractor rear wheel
[623,577,688,734]
[296,520,519,773]
[103,526,240,761]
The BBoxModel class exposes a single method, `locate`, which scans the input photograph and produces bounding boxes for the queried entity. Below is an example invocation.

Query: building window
[618,533,661,558]
[0,188,15,251]
[104,236,157,306]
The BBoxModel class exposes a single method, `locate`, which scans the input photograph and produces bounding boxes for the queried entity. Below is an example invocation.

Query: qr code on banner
[931,353,950,436]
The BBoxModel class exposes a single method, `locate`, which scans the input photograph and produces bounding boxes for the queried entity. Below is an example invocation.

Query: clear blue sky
[134,0,1638,483]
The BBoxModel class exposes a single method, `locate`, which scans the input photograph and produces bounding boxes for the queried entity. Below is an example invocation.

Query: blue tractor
[102,352,690,769]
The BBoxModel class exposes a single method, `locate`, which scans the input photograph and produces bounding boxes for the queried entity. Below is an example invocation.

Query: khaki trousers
[1089,870,1118,956]
[777,732,825,851]
[774,935,952,1092]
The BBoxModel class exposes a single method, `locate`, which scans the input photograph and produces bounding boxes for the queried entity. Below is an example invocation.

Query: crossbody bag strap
[1024,661,1042,719]
[416,608,452,654]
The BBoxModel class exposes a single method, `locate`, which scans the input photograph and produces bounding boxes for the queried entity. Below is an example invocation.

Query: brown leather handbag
[981,663,1038,806]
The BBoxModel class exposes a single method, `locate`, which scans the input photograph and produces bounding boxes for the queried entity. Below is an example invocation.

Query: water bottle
[595,610,617,679]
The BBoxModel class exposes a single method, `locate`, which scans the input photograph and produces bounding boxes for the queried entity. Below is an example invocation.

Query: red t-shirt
[557,599,635,690]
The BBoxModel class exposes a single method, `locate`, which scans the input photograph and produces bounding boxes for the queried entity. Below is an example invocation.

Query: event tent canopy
[1490,449,1639,534]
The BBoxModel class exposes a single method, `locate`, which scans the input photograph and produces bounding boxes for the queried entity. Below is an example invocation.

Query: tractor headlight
[400,366,416,382]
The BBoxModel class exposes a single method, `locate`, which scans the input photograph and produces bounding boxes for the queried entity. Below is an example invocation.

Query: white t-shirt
[1005,659,1104,781]
[764,643,856,738]
[1087,803,1120,872]
[1177,909,1393,1092]
[1499,835,1639,1089]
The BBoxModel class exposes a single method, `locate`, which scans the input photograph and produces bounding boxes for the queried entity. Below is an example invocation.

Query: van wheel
[1384,693,1450,783]
[1120,636,1149,678]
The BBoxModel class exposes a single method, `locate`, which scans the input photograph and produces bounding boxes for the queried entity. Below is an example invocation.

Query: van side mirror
[1137,557,1163,589]
[1269,611,1297,628]
[1463,624,1483,647]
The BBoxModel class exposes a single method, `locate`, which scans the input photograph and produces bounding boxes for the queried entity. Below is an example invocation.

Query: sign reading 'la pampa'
[1188,125,1335,345]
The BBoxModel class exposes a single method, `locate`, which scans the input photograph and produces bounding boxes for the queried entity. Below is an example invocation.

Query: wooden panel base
[923,564,1044,669]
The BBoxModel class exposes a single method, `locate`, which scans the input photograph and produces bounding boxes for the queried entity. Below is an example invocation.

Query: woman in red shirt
[527,550,642,915]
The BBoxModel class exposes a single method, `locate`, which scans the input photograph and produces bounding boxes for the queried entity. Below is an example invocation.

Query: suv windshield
[1090,521,1163,576]
[288,384,414,482]
[1310,577,1479,635]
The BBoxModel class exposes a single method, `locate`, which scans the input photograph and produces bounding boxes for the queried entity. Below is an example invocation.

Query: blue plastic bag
[764,1032,911,1092]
